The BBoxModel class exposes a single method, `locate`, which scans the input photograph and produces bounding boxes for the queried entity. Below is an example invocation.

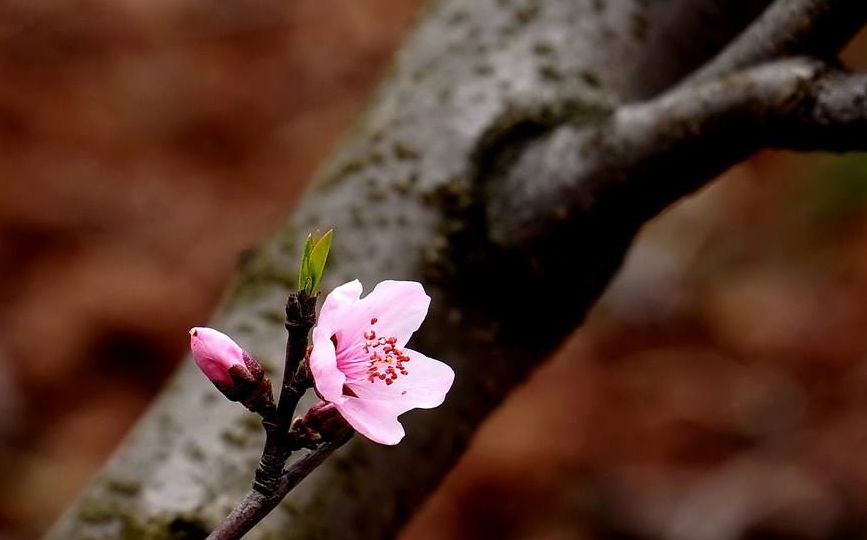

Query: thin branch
[205,290,352,540]
[207,291,322,540]
[206,429,354,540]
[254,292,317,493]
[486,58,867,246]
[686,0,867,84]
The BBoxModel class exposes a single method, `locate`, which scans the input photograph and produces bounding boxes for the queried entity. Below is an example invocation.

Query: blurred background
[1,1,867,539]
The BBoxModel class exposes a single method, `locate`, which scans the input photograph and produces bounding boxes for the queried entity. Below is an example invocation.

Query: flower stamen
[362,324,411,385]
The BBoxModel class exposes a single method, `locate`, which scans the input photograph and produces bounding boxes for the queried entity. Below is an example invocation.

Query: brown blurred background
[2,2,867,539]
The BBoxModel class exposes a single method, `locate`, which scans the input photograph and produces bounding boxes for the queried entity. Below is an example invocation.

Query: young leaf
[308,229,333,295]
[298,233,314,292]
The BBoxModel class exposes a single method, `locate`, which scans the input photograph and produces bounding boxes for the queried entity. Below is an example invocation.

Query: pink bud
[189,327,264,400]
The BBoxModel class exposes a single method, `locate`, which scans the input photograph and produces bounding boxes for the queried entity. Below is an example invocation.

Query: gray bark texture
[47,0,866,538]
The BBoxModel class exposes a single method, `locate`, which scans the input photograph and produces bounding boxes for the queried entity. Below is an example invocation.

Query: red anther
[370,317,378,325]
[361,335,416,385]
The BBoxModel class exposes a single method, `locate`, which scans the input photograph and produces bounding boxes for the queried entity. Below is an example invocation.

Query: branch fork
[206,291,354,540]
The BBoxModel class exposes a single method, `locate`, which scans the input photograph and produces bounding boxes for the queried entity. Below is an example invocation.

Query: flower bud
[189,327,272,410]
[289,401,353,449]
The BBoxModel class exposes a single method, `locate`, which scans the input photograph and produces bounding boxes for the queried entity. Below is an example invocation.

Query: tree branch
[253,292,316,495]
[686,0,867,83]
[203,290,325,540]
[487,58,867,246]
[46,1,866,539]
[207,429,354,540]
[778,68,867,150]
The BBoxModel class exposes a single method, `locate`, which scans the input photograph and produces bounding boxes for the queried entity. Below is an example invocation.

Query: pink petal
[309,279,453,446]
[347,349,454,413]
[189,327,245,386]
[309,280,363,403]
[309,324,346,405]
[317,279,363,329]
[334,397,406,445]
[337,280,431,350]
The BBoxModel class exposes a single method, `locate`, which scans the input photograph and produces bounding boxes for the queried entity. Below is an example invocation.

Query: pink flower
[190,327,265,399]
[309,280,455,445]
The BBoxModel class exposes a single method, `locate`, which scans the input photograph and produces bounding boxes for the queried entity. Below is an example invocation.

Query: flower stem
[253,291,317,493]
[206,290,345,540]
[278,291,318,423]
[205,429,354,540]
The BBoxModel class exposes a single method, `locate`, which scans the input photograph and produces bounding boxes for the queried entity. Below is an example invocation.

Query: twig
[205,290,352,540]
[685,0,867,84]
[206,429,354,540]
[253,292,317,494]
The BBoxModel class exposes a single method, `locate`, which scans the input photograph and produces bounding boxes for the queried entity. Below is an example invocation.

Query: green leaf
[297,229,333,294]
[307,229,333,295]
[298,233,314,292]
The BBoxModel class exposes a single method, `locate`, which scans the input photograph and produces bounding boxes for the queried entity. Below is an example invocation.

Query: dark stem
[684,0,867,84]
[206,429,354,540]
[278,292,318,424]
[207,290,325,540]
[253,291,317,493]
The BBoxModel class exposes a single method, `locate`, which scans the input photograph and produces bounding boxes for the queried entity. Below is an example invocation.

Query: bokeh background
[1,2,867,539]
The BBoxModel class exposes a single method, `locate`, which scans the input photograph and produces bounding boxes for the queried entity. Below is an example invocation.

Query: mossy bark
[46,0,772,538]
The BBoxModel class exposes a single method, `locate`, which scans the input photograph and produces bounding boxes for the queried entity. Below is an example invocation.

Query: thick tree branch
[46,1,864,539]
[686,0,867,84]
[486,58,867,246]
[779,68,867,150]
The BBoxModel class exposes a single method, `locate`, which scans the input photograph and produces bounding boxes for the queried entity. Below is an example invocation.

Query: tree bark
[46,1,802,538]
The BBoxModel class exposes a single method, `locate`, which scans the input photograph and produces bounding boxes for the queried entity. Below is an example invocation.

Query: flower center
[362,317,410,385]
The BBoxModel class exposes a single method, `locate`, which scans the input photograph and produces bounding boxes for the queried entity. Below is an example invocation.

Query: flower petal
[309,280,364,403]
[317,279,362,329]
[338,280,431,350]
[309,324,346,404]
[334,397,406,445]
[310,279,453,446]
[189,327,246,386]
[347,349,454,412]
